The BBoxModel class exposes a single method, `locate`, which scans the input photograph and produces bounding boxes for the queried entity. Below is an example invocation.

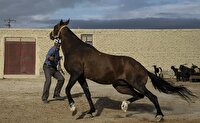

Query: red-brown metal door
[4,41,36,75]
[4,42,21,74]
[20,42,36,74]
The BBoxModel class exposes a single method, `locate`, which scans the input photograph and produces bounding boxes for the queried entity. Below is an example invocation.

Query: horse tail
[147,71,197,102]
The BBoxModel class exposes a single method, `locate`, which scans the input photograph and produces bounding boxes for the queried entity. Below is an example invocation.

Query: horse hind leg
[112,81,144,112]
[121,90,144,112]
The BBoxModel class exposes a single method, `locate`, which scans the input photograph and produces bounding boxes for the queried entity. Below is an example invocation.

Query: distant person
[171,66,182,81]
[41,38,65,103]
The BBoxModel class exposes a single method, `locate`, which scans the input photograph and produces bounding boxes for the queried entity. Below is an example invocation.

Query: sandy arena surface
[0,75,200,123]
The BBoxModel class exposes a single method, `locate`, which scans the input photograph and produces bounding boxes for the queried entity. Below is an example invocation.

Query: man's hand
[49,56,55,61]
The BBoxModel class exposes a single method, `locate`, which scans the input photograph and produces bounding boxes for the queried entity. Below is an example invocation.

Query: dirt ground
[0,75,200,123]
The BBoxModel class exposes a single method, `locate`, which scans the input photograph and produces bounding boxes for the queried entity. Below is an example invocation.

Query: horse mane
[65,27,82,42]
[63,26,97,50]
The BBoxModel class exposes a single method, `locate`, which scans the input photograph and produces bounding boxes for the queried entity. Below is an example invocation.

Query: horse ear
[60,20,64,25]
[65,18,70,25]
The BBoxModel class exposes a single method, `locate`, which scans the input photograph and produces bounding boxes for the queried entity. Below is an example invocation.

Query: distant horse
[50,19,196,121]
[190,64,200,82]
[171,66,182,81]
[179,65,192,81]
[191,64,200,73]
[153,65,163,78]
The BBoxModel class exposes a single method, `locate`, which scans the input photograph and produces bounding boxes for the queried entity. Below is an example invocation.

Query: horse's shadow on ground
[76,96,173,119]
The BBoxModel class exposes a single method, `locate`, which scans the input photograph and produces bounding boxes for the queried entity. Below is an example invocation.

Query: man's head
[54,38,61,48]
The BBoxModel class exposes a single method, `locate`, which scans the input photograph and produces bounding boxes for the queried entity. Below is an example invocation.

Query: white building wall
[0,28,200,78]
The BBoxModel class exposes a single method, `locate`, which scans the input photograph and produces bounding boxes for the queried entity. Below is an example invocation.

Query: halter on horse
[50,19,196,121]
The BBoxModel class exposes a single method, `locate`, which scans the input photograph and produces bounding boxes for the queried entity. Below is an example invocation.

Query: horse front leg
[65,74,79,116]
[78,77,96,117]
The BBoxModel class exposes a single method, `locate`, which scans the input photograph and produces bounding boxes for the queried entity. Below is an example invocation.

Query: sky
[1,0,200,28]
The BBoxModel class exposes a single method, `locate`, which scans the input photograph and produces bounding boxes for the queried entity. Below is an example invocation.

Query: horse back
[64,45,147,84]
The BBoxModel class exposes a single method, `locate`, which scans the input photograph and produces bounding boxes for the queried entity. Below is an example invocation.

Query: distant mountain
[1,18,200,29]
[68,18,200,29]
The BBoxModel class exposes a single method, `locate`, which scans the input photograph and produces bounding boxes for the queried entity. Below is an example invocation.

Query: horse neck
[61,28,83,54]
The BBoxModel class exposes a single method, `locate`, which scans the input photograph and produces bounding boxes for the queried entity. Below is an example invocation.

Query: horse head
[171,66,175,69]
[152,65,157,68]
[191,64,198,69]
[50,19,70,40]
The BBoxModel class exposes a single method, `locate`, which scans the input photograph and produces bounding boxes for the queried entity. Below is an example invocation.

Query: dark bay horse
[50,19,196,121]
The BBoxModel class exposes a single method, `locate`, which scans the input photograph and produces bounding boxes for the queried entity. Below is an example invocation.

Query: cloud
[104,0,200,19]
[1,0,200,28]
[0,0,113,27]
[0,0,112,19]
[0,0,87,27]
[0,0,75,18]
[1,0,200,20]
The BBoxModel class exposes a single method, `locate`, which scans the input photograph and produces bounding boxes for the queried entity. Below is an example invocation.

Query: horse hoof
[121,101,129,112]
[70,104,77,116]
[72,109,77,116]
[155,115,164,122]
[84,113,93,119]
[92,110,98,117]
